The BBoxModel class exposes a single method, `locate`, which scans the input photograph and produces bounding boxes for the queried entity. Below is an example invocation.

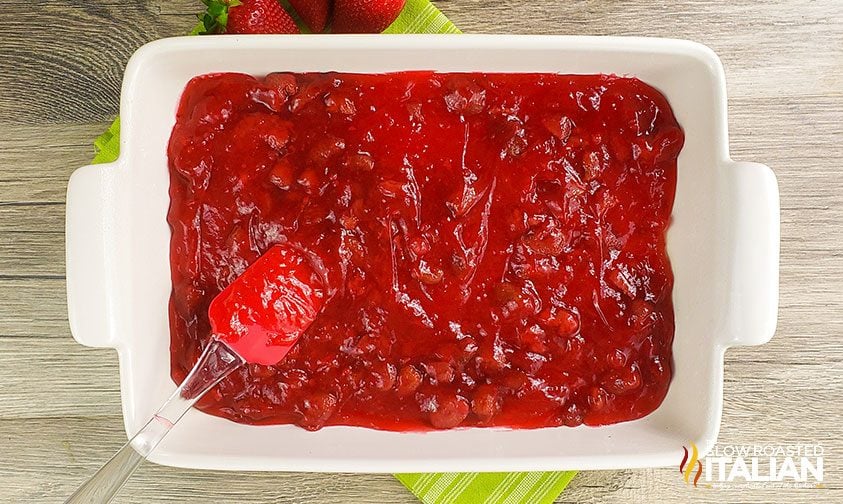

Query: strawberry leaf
[193,0,242,34]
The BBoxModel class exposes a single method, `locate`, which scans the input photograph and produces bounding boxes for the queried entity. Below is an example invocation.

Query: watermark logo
[679,442,825,489]
[679,442,703,487]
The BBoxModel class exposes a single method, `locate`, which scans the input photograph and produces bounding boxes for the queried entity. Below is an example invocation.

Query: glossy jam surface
[168,72,683,431]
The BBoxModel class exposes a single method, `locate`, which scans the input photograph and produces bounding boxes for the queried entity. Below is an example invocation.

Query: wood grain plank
[0,278,69,336]
[0,416,414,503]
[0,235,65,279]
[0,203,66,277]
[0,3,191,124]
[435,0,843,98]
[0,123,108,204]
[0,337,121,420]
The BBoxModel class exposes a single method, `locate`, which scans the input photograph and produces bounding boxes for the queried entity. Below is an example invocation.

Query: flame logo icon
[679,442,703,487]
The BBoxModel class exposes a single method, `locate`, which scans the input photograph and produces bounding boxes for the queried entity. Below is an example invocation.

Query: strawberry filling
[167,71,683,431]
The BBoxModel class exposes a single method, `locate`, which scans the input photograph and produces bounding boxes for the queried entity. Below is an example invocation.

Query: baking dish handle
[723,161,780,347]
[66,163,118,349]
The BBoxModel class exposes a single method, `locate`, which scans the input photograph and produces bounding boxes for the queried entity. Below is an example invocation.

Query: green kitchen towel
[396,471,578,504]
[384,0,461,34]
[90,1,577,503]
[92,117,120,165]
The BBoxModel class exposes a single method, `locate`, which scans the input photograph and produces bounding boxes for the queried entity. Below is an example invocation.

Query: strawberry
[289,0,331,33]
[193,0,300,34]
[331,0,406,33]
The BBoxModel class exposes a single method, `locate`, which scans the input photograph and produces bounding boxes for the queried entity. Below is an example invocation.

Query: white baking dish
[65,35,779,472]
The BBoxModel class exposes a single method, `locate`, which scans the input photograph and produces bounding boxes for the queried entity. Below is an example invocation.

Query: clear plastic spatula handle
[66,244,323,503]
[65,340,244,504]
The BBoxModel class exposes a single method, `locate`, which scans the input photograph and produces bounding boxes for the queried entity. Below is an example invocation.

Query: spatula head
[208,244,325,365]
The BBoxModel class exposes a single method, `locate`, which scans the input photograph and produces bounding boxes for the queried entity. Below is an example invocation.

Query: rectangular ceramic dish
[65,35,779,472]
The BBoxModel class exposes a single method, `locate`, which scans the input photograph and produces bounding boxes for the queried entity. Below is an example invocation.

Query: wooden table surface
[1,0,841,502]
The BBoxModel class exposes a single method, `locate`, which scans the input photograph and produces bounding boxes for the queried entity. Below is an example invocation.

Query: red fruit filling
[167,71,683,431]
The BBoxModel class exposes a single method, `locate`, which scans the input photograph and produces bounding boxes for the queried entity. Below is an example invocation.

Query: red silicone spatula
[66,244,325,504]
